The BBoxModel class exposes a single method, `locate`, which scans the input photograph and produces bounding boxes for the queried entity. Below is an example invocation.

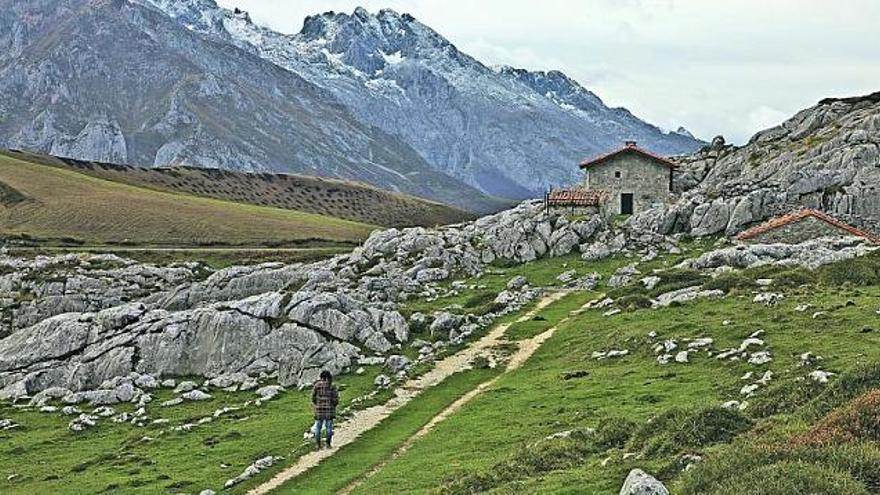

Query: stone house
[736,209,880,244]
[578,141,677,215]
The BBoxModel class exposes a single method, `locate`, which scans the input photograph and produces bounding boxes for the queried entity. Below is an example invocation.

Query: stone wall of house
[583,154,672,215]
[745,216,858,244]
[547,205,601,217]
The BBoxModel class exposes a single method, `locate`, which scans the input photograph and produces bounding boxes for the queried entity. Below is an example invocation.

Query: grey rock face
[635,92,880,237]
[619,469,669,495]
[678,237,877,271]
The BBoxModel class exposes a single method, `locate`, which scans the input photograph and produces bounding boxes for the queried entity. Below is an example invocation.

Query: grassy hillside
[2,150,482,228]
[4,241,880,494]
[0,152,377,247]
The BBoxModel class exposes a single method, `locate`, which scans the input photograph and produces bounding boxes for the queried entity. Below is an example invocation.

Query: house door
[620,193,634,215]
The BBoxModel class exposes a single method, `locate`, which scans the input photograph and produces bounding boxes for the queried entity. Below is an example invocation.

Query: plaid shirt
[311,379,339,420]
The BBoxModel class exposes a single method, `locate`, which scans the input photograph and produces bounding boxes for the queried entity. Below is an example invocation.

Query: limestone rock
[619,469,669,495]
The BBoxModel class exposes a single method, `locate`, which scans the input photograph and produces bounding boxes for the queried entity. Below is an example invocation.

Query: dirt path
[337,296,594,495]
[247,291,569,495]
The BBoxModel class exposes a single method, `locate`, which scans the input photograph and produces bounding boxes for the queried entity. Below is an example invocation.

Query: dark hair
[320,370,332,382]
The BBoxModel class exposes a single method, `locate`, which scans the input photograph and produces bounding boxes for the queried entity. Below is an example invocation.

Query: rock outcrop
[633,92,880,237]
[0,202,621,400]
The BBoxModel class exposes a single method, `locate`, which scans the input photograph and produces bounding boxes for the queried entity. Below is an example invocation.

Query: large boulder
[619,469,669,495]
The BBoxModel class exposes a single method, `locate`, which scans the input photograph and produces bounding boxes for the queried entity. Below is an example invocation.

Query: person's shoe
[315,440,322,451]
[326,436,333,449]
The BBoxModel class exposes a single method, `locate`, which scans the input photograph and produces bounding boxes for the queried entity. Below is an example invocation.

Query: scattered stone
[0,419,18,431]
[795,304,813,312]
[657,354,672,365]
[545,430,573,440]
[174,381,197,394]
[674,351,689,363]
[358,356,385,366]
[161,398,184,407]
[809,370,835,383]
[753,292,783,306]
[384,355,411,374]
[161,379,177,388]
[619,468,669,495]
[224,456,282,489]
[800,352,823,366]
[182,390,212,402]
[61,406,81,416]
[68,414,97,432]
[748,351,772,365]
[739,338,764,352]
[255,385,284,401]
[507,275,528,290]
[557,270,577,283]
[740,384,760,397]
[641,276,661,290]
[812,311,829,319]
[374,374,392,389]
[39,406,58,413]
[593,349,629,360]
[93,406,115,417]
[608,264,640,288]
[687,338,713,349]
[603,308,622,317]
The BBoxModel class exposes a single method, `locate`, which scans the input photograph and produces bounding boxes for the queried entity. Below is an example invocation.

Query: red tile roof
[579,142,678,170]
[546,189,609,207]
[736,209,880,243]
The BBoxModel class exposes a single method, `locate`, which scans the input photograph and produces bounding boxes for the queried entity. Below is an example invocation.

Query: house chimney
[624,140,637,147]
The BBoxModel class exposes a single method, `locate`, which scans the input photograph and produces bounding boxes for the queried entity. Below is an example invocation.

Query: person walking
[311,370,339,450]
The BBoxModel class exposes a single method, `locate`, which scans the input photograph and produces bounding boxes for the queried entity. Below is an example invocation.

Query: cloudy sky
[216,0,880,143]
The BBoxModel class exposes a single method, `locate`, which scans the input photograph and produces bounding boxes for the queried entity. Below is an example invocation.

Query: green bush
[748,378,827,418]
[679,443,880,495]
[817,252,880,286]
[615,294,653,310]
[709,461,868,495]
[628,406,752,455]
[702,272,758,293]
[771,268,818,288]
[440,417,636,494]
[802,362,880,421]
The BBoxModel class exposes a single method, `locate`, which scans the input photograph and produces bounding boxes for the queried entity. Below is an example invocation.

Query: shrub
[802,362,880,420]
[817,252,880,286]
[615,294,652,310]
[440,417,636,495]
[678,443,880,494]
[771,268,818,288]
[628,406,752,455]
[702,272,757,293]
[709,461,868,495]
[748,378,826,418]
[799,389,880,445]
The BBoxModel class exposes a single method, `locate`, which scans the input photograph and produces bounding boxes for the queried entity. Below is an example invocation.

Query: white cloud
[217,0,880,144]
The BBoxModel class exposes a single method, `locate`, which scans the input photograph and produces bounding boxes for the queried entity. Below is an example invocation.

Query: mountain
[0,0,503,213]
[136,2,703,198]
[632,91,880,236]
[8,149,474,228]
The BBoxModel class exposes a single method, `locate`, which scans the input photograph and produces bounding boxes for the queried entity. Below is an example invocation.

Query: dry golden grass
[8,151,477,227]
[0,153,377,246]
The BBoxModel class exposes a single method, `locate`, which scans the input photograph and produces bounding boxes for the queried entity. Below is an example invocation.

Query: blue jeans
[313,418,333,443]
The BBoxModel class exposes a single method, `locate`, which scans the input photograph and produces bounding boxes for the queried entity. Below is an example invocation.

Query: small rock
[812,311,828,319]
[374,374,391,389]
[255,385,284,401]
[674,351,689,363]
[619,468,669,495]
[174,381,197,394]
[507,275,528,290]
[182,390,212,402]
[809,370,835,383]
[748,351,772,365]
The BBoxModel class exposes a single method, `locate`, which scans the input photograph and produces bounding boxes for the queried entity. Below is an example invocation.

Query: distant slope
[3,150,479,228]
[0,152,376,247]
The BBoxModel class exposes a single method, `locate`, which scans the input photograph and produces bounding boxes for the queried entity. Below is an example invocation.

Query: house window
[614,171,621,178]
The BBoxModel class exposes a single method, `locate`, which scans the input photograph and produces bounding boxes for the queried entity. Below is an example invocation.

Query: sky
[216,0,880,144]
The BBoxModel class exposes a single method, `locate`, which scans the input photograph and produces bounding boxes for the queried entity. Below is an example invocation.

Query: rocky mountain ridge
[0,0,500,213]
[2,0,702,204]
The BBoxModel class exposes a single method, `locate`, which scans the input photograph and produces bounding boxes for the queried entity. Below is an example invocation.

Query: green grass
[275,367,501,494]
[350,266,880,493]
[504,291,595,341]
[0,153,377,246]
[0,370,384,494]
